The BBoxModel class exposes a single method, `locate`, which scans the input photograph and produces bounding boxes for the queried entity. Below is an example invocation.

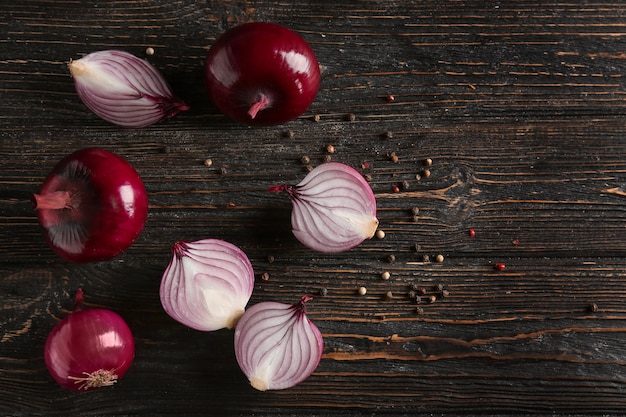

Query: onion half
[159,239,255,331]
[69,50,189,128]
[234,295,323,391]
[269,162,379,252]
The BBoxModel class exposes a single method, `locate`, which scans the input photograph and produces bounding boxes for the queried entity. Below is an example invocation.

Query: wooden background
[2,0,626,415]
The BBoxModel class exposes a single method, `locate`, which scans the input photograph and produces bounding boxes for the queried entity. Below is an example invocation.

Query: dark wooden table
[3,1,626,415]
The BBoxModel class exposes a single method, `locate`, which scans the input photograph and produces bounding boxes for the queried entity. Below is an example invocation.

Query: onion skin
[159,239,255,332]
[269,162,379,252]
[69,50,189,128]
[234,295,323,391]
[44,290,135,391]
[33,148,148,263]
[205,22,321,126]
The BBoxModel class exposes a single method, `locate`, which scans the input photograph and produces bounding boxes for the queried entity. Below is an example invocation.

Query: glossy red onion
[69,50,189,128]
[205,22,320,126]
[33,148,148,263]
[160,238,255,331]
[45,289,135,391]
[234,295,323,391]
[269,162,378,252]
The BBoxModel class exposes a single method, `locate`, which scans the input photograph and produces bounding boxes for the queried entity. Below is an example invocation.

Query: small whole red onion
[205,22,321,126]
[33,148,148,263]
[69,50,189,128]
[269,162,379,252]
[44,289,135,391]
[159,239,255,331]
[234,295,323,391]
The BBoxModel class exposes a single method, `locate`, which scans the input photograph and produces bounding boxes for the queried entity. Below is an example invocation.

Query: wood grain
[2,0,626,415]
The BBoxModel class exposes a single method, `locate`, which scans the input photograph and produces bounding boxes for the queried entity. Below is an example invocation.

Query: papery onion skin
[45,289,135,391]
[33,148,149,263]
[269,162,378,253]
[69,50,189,128]
[159,238,255,332]
[234,295,323,391]
[205,22,321,126]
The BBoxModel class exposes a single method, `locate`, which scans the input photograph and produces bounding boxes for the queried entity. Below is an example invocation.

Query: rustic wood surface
[2,0,626,415]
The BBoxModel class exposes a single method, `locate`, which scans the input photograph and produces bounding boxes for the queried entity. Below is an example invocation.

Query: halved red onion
[269,162,379,252]
[69,50,189,128]
[234,295,323,391]
[159,239,255,331]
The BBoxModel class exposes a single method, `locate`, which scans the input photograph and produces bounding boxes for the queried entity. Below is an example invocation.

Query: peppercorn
[318,287,328,297]
[494,263,506,271]
[468,228,476,237]
[422,169,431,178]
[286,130,295,139]
[386,93,395,103]
[376,230,385,239]
[323,154,332,163]
[381,271,391,280]
[411,207,419,215]
[261,272,270,281]
[326,144,335,154]
[203,158,213,167]
[392,185,400,193]
[301,155,311,164]
[347,113,356,122]
[383,130,393,139]
[589,303,599,313]
[146,47,155,56]
[313,114,321,122]
[385,291,394,300]
[424,158,433,166]
[266,255,275,263]
[435,254,444,263]
[387,254,396,263]
[357,286,367,296]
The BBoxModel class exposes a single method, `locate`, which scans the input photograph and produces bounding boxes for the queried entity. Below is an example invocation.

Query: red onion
[69,50,189,128]
[33,148,148,263]
[234,295,323,391]
[269,162,379,252]
[45,289,135,391]
[159,239,255,331]
[205,22,321,126]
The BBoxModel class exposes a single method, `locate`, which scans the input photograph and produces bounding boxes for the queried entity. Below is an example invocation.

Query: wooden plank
[2,0,626,415]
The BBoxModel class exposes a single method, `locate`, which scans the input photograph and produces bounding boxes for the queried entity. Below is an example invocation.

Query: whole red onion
[205,22,321,126]
[32,148,148,263]
[44,289,135,391]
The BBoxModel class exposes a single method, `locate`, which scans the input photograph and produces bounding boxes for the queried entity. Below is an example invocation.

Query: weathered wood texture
[2,0,626,415]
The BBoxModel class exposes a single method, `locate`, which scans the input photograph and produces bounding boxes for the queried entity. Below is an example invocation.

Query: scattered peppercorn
[313,114,321,122]
[428,295,437,303]
[416,307,424,314]
[220,166,228,174]
[422,169,431,178]
[424,158,433,166]
[203,158,213,167]
[401,180,410,190]
[435,283,444,292]
[347,113,356,122]
[266,255,275,263]
[408,290,416,299]
[441,289,450,298]
[390,153,399,163]
[286,130,295,139]
[418,287,427,295]
[383,130,393,139]
[318,287,328,297]
[146,47,155,56]
[392,185,400,193]
[386,93,395,103]
[494,263,506,271]
[411,207,419,215]
[589,303,599,313]
[323,154,332,163]
[415,173,422,181]
[512,238,520,245]
[422,254,430,262]
[385,291,394,300]
[300,155,311,164]
[357,286,367,296]
[435,254,444,263]
[305,165,313,172]
[376,230,385,239]
[362,162,370,169]
[409,283,420,291]
[387,254,396,263]
[326,144,335,154]
[261,272,270,281]
[468,228,476,237]
[363,173,372,182]
[381,271,391,280]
